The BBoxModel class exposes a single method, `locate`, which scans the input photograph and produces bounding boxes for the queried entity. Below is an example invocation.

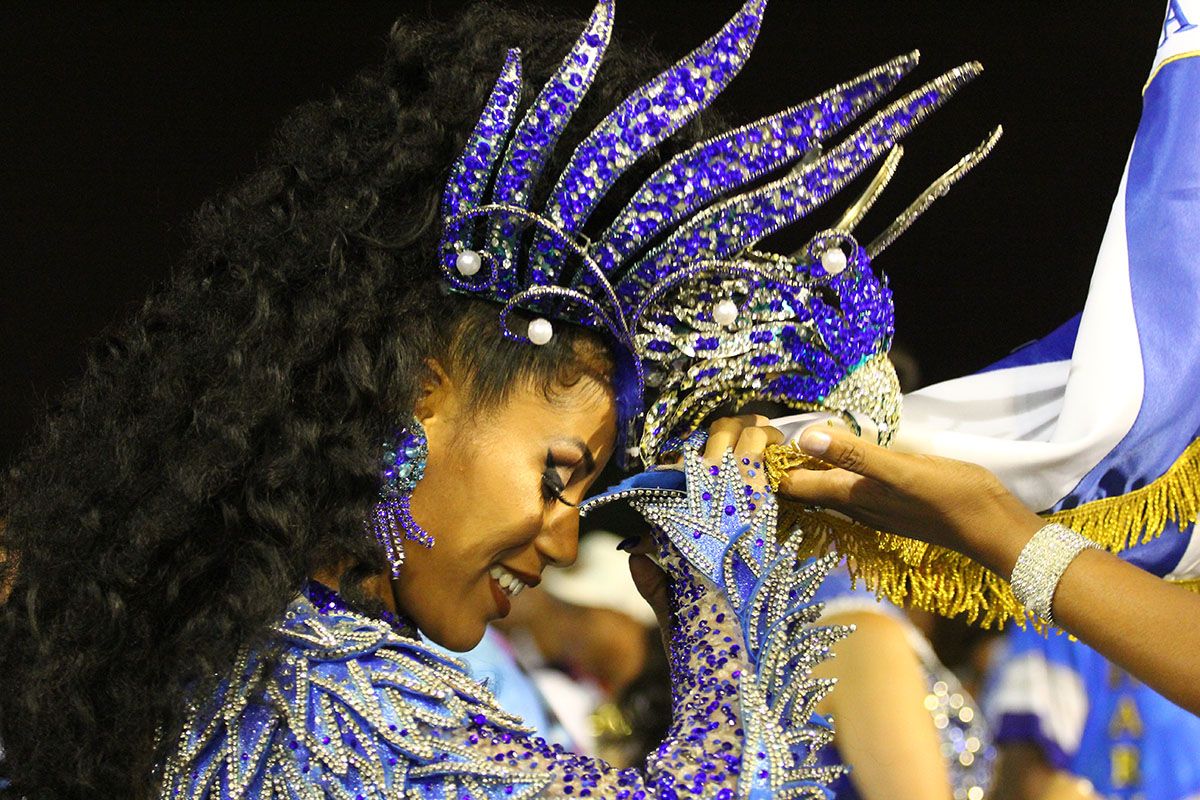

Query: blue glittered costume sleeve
[156,448,848,799]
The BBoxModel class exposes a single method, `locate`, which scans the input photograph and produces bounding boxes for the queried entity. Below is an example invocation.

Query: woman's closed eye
[541,454,578,507]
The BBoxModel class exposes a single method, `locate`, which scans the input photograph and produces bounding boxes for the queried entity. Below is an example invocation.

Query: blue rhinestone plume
[437,0,998,466]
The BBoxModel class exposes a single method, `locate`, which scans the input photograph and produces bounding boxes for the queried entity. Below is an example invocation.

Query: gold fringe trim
[1045,436,1200,551]
[777,504,1030,628]
[1169,576,1200,595]
[767,436,1200,629]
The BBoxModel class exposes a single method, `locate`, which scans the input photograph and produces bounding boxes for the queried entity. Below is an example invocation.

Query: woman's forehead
[500,377,618,449]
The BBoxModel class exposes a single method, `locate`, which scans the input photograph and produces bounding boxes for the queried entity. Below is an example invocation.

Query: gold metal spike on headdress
[867,125,1004,259]
[831,146,905,234]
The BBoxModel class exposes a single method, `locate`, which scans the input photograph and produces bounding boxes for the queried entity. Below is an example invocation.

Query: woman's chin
[423,617,488,653]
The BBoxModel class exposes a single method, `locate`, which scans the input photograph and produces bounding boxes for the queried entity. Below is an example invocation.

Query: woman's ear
[413,358,457,426]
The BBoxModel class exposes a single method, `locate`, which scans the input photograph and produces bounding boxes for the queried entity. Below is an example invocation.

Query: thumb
[796,425,895,481]
[628,554,672,632]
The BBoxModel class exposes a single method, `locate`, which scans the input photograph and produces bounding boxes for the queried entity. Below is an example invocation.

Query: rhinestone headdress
[438,0,999,465]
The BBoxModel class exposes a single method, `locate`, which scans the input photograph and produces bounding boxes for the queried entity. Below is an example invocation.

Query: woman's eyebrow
[555,437,596,474]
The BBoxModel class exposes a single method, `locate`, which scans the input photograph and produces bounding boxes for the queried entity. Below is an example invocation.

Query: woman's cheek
[484,463,539,522]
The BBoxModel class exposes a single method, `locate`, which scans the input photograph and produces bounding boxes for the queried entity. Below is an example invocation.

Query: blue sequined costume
[157,449,848,798]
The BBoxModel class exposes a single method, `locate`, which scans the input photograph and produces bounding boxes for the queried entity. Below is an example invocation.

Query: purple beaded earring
[371,417,433,577]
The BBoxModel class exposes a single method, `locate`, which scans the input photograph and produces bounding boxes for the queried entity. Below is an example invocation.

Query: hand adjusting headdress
[438,0,999,467]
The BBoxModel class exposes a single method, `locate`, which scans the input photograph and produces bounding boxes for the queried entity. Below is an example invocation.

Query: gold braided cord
[763,443,830,484]
[1144,50,1200,93]
[766,435,1200,628]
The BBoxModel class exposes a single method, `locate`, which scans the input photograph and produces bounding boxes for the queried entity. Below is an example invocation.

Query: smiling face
[394,360,617,651]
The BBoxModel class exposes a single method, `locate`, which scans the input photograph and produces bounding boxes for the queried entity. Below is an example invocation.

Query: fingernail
[616,536,640,552]
[799,429,831,456]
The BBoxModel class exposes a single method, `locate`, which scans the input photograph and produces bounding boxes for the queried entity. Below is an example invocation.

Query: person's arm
[991,744,1102,800]
[813,610,952,800]
[778,426,1200,715]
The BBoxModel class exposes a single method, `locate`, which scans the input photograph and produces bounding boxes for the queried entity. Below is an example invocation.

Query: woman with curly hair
[0,0,982,796]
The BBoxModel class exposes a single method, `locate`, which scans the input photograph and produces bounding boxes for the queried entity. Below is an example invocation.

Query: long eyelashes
[541,473,576,506]
[541,456,578,508]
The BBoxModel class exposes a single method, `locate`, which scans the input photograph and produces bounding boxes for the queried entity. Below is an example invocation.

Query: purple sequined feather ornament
[371,418,432,577]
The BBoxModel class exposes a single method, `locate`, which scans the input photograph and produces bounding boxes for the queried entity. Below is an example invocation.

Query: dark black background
[0,2,1167,464]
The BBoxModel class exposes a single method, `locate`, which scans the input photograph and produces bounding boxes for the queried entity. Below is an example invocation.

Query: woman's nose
[535,504,580,568]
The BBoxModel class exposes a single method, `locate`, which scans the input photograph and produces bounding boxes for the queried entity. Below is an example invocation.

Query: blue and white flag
[893,1,1200,583]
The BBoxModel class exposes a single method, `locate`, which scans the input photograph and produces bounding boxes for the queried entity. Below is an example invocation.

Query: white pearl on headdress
[527,317,554,345]
[820,247,848,276]
[713,299,739,326]
[455,249,482,277]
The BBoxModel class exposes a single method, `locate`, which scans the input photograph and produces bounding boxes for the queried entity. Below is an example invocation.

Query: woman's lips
[488,575,512,618]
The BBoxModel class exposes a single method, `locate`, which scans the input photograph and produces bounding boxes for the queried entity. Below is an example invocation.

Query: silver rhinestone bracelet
[1010,522,1100,626]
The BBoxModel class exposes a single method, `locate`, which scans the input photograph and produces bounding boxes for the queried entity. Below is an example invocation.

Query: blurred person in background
[985,626,1200,800]
[496,531,658,757]
[427,621,579,752]
[811,559,993,800]
[437,531,659,760]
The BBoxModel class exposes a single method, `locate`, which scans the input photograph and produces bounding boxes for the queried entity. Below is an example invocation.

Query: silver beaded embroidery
[920,668,992,800]
[158,449,851,798]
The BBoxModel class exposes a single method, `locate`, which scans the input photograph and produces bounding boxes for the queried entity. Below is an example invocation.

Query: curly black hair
[0,4,716,796]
